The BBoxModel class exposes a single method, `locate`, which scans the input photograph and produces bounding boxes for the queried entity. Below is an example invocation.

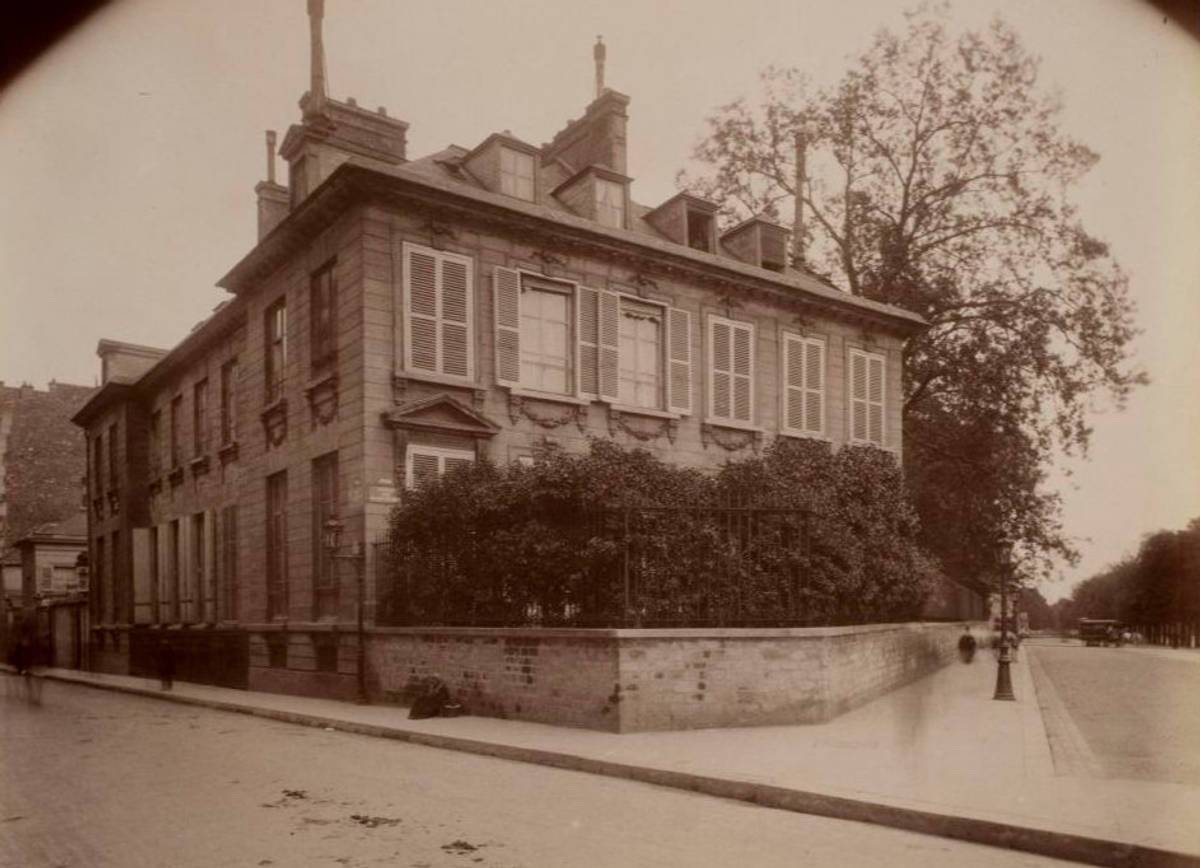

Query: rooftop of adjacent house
[18,512,89,545]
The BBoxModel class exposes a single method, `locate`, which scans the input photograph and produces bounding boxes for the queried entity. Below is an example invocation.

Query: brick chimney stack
[594,36,606,98]
[256,130,288,240]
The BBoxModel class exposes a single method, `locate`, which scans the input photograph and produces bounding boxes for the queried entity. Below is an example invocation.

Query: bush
[380,439,940,627]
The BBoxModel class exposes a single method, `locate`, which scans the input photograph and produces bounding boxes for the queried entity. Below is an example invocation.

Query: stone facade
[70,9,924,706]
[365,622,976,732]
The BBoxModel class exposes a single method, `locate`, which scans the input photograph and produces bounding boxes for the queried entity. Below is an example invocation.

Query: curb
[24,668,1200,868]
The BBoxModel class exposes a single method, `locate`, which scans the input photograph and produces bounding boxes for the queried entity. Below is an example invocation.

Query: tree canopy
[681,5,1143,585]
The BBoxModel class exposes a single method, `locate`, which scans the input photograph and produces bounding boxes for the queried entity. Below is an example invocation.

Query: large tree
[681,5,1143,585]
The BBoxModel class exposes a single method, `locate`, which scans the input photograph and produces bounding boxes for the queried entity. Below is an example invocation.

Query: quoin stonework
[71,2,927,710]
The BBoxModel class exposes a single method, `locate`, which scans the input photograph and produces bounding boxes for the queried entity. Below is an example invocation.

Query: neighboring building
[16,512,89,604]
[71,5,924,699]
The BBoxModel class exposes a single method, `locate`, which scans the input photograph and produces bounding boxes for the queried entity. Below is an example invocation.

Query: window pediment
[382,394,500,438]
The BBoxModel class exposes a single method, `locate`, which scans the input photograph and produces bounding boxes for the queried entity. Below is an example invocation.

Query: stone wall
[366,621,976,732]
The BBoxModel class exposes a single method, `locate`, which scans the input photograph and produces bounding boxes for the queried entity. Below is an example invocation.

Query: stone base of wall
[367,622,981,732]
[246,629,361,702]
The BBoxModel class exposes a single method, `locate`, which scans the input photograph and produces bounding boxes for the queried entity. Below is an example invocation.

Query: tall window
[266,471,288,619]
[149,526,160,623]
[618,300,662,409]
[519,278,572,394]
[149,410,162,476]
[595,178,625,228]
[848,348,886,447]
[310,262,337,370]
[707,315,754,425]
[402,243,473,380]
[94,536,105,623]
[169,395,183,469]
[499,147,535,201]
[406,445,475,490]
[111,530,122,623]
[220,359,238,445]
[312,453,339,619]
[220,505,238,622]
[264,297,287,402]
[782,334,826,438]
[168,519,181,623]
[107,423,118,489]
[191,513,206,623]
[93,433,104,494]
[193,379,209,457]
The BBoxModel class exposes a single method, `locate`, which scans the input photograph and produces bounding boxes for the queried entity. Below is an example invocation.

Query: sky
[0,0,1196,602]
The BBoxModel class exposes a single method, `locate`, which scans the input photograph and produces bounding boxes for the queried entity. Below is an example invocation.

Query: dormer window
[596,178,625,229]
[686,208,714,252]
[500,147,535,201]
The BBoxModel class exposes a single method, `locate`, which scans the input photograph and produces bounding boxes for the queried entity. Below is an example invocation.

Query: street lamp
[993,541,1015,702]
[323,517,368,705]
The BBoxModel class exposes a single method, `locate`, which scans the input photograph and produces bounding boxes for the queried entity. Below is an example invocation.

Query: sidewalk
[22,649,1200,868]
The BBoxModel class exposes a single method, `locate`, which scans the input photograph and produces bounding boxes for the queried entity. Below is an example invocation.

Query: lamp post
[323,518,367,705]
[993,541,1015,702]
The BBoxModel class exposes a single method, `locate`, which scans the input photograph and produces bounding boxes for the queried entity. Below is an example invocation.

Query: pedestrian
[157,635,176,690]
[12,627,40,705]
[957,625,977,663]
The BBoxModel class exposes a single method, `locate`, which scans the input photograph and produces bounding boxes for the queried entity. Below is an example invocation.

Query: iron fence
[375,502,816,629]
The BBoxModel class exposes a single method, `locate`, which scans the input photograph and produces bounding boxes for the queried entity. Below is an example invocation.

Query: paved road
[1027,642,1200,785]
[0,676,1075,868]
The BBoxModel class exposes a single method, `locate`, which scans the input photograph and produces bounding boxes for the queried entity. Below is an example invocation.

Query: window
[94,536,105,622]
[499,147,535,201]
[149,410,162,475]
[93,433,103,494]
[310,261,337,370]
[686,209,714,252]
[219,360,238,445]
[193,379,209,457]
[849,348,886,447]
[191,513,206,623]
[406,445,475,490]
[402,243,474,380]
[495,267,693,414]
[266,471,288,619]
[519,277,572,395]
[618,299,661,409]
[170,396,183,469]
[595,178,625,229]
[149,526,159,623]
[111,530,121,623]
[782,334,826,438]
[168,519,181,622]
[264,297,287,403]
[707,315,754,425]
[107,423,118,488]
[220,505,238,622]
[312,452,339,619]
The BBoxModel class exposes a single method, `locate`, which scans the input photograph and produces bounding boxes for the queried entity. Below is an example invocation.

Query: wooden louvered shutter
[204,509,217,623]
[409,451,440,490]
[157,523,170,623]
[784,335,804,433]
[179,516,193,623]
[710,319,732,420]
[867,354,885,445]
[667,307,692,415]
[850,350,868,443]
[132,528,152,625]
[406,247,439,374]
[444,455,474,476]
[597,290,620,401]
[441,257,470,377]
[804,339,825,434]
[494,267,521,386]
[577,286,600,396]
[731,323,752,423]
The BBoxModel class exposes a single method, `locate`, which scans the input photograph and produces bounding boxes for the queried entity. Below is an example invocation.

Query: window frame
[309,260,338,371]
[219,359,238,446]
[264,296,287,404]
[517,274,575,397]
[401,242,476,383]
[193,378,209,457]
[499,146,535,201]
[311,452,339,619]
[847,347,887,448]
[616,296,665,412]
[265,471,289,620]
[405,444,476,490]
[779,331,828,440]
[594,178,626,229]
[169,395,183,470]
[705,313,757,429]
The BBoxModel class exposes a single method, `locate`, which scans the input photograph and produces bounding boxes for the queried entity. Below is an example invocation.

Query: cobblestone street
[0,676,1076,868]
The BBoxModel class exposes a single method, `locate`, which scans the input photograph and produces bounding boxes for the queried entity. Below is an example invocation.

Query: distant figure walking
[157,636,176,690]
[10,627,41,705]
[958,626,977,663]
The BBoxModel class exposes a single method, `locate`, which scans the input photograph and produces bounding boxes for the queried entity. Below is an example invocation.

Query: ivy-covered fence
[377,439,940,628]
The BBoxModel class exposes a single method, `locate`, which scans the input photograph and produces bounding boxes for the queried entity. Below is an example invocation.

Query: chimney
[594,36,606,98]
[303,0,330,123]
[256,130,289,240]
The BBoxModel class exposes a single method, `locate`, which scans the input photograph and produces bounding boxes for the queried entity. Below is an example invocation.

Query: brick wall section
[365,622,977,732]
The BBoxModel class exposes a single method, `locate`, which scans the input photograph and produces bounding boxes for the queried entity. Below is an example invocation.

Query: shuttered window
[403,243,474,380]
[499,147,535,201]
[707,315,754,425]
[848,348,886,446]
[618,300,661,409]
[782,333,825,438]
[519,280,572,394]
[406,445,476,490]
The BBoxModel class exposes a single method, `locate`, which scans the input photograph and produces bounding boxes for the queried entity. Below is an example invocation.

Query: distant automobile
[1078,618,1123,647]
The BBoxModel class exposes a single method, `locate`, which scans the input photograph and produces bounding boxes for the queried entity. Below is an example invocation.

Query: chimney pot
[377,106,387,116]
[347,96,357,107]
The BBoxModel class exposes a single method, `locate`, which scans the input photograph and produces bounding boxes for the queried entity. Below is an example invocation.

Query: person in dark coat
[958,626,977,663]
